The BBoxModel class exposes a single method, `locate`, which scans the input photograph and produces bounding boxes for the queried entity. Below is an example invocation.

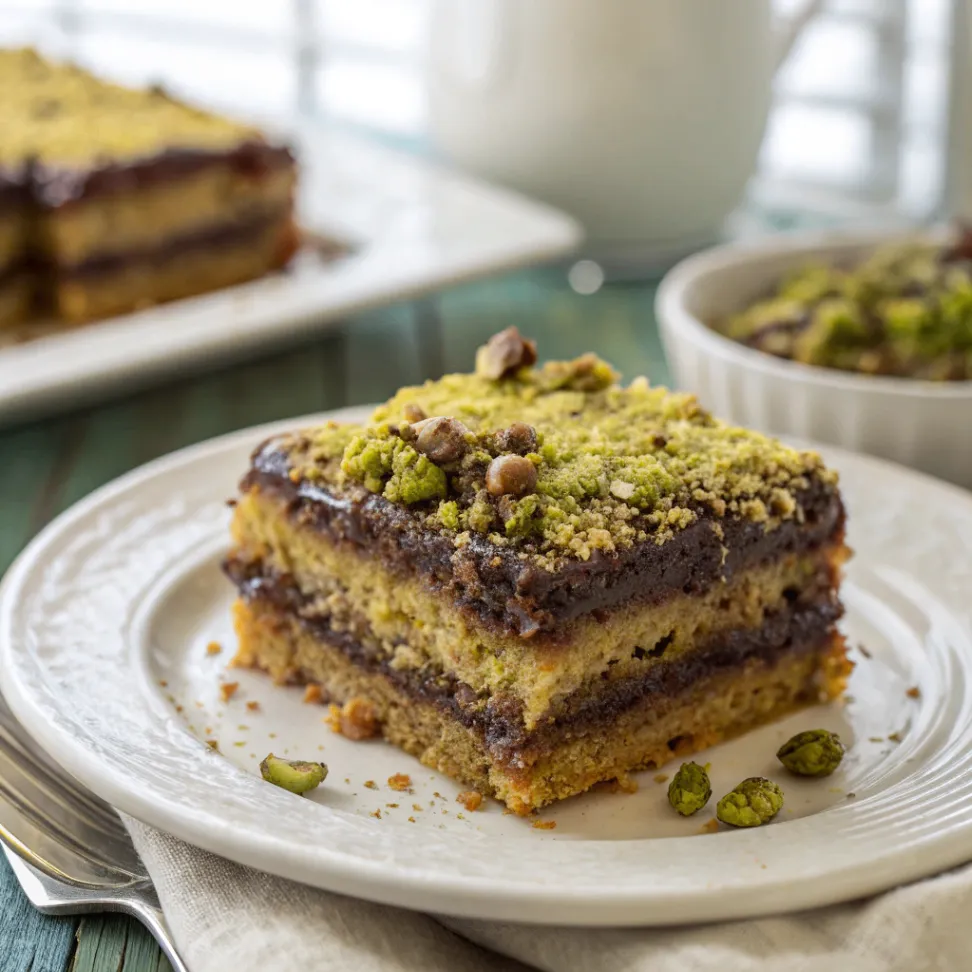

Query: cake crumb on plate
[457,790,483,812]
[325,698,379,740]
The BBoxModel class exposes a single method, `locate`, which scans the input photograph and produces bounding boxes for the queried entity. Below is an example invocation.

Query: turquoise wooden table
[0,264,670,971]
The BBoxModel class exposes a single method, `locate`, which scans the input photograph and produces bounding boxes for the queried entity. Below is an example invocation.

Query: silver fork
[0,692,189,972]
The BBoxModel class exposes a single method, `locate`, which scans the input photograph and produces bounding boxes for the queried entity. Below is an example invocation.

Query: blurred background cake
[0,47,296,327]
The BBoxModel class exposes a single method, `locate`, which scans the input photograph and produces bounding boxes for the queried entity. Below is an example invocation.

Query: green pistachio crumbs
[341,433,448,504]
[278,329,835,567]
[667,762,712,816]
[259,754,328,795]
[721,238,972,380]
[777,729,845,777]
[715,777,784,827]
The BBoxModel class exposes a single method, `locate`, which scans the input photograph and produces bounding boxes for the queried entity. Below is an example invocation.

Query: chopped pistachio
[475,326,537,379]
[278,329,834,568]
[494,422,538,455]
[413,416,470,464]
[259,754,327,795]
[720,237,972,380]
[341,430,446,504]
[486,454,538,497]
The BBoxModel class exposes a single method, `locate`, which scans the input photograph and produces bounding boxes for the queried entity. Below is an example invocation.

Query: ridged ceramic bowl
[656,228,972,488]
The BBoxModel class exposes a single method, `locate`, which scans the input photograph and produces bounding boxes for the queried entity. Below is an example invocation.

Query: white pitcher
[427,0,820,268]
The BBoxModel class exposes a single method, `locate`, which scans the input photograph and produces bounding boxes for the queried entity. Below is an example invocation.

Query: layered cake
[226,329,851,814]
[0,48,297,326]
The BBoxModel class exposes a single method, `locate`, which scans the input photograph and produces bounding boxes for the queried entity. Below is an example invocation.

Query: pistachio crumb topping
[275,332,836,567]
[720,235,972,380]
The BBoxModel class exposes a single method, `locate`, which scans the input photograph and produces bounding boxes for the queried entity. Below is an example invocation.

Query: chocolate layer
[1,142,293,217]
[242,440,845,636]
[0,260,30,286]
[56,206,294,279]
[32,140,294,210]
[227,558,842,766]
[0,165,29,213]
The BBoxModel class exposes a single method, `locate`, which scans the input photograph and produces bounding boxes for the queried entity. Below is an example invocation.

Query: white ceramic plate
[0,129,580,426]
[2,406,972,927]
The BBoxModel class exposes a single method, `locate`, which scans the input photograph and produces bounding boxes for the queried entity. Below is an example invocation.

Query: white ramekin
[656,228,972,488]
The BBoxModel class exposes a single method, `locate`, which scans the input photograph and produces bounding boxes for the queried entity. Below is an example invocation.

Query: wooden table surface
[0,264,671,971]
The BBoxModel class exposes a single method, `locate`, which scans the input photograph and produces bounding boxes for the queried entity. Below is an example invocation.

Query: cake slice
[225,329,851,814]
[0,48,297,326]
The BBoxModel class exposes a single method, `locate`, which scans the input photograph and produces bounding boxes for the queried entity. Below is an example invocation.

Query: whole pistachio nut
[402,403,426,424]
[475,327,537,380]
[777,729,845,777]
[413,416,470,464]
[716,777,784,828]
[667,761,712,816]
[494,421,539,455]
[485,454,538,497]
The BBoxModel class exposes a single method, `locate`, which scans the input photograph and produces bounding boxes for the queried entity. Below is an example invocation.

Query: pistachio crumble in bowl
[656,227,972,488]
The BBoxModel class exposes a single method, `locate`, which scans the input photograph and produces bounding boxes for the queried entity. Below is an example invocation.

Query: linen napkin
[124,816,972,972]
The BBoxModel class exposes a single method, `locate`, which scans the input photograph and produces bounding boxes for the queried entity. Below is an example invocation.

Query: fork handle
[5,851,189,972]
[122,887,191,972]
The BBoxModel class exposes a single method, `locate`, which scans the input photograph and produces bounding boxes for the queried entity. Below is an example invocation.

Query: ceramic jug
[427,0,820,267]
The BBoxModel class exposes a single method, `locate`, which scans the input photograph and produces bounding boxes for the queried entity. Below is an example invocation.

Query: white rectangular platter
[0,125,581,425]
